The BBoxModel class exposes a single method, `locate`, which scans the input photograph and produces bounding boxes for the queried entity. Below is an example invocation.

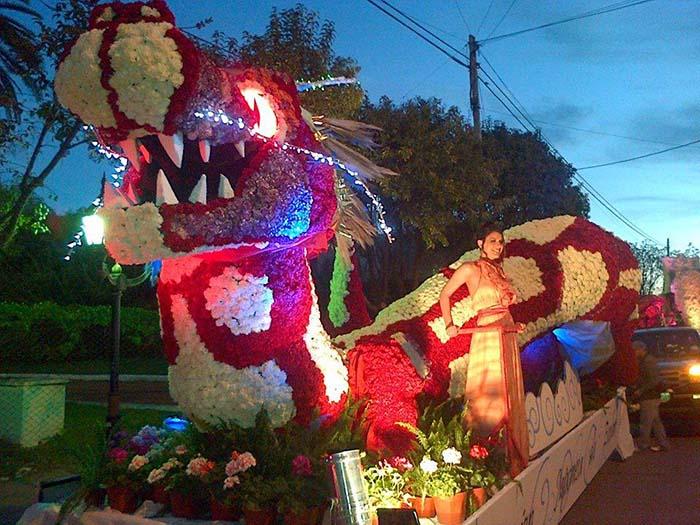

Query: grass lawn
[0,402,179,479]
[0,357,168,376]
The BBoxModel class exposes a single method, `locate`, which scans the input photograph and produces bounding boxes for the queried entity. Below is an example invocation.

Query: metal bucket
[327,450,373,525]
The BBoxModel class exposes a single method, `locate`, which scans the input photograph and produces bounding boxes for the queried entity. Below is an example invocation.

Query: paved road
[561,436,700,525]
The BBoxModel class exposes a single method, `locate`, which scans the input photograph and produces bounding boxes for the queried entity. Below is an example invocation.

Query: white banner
[466,389,633,525]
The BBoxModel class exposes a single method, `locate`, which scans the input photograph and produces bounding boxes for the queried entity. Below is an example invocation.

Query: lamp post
[82,214,151,433]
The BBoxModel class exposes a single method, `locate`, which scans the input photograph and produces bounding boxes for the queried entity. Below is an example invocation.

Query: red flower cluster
[469,444,489,460]
[291,455,313,477]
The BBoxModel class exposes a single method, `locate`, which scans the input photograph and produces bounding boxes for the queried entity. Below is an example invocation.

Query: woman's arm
[439,263,475,339]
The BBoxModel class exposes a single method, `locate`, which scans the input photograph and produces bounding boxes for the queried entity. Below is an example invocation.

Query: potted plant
[465,444,496,511]
[239,472,281,525]
[397,402,472,524]
[363,459,409,523]
[102,445,142,514]
[278,454,329,525]
[165,454,215,519]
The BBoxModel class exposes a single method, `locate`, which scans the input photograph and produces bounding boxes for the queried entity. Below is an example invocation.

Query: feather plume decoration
[301,108,396,249]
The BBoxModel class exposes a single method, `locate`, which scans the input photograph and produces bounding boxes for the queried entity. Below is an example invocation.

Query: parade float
[24,1,639,523]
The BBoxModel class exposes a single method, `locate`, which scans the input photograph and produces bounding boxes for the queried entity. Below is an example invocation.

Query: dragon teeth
[198,139,211,163]
[234,141,245,158]
[189,174,207,204]
[218,174,235,199]
[158,131,184,168]
[156,169,179,205]
[118,138,141,172]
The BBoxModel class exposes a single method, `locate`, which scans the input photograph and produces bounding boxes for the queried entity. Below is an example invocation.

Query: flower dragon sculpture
[56,1,641,455]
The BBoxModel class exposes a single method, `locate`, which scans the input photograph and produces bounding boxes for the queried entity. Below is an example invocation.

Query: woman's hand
[447,325,459,339]
[515,322,526,333]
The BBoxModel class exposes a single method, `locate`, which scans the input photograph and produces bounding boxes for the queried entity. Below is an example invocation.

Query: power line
[477,61,660,243]
[454,0,473,34]
[476,0,497,35]
[482,108,687,147]
[365,0,660,243]
[364,0,469,68]
[374,0,469,61]
[480,0,655,44]
[578,137,700,170]
[486,0,519,39]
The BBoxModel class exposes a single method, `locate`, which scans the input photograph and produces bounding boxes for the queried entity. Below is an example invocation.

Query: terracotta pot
[243,507,277,525]
[433,492,467,525]
[283,506,325,525]
[170,491,206,519]
[211,498,241,521]
[471,488,488,511]
[107,485,139,514]
[408,495,436,518]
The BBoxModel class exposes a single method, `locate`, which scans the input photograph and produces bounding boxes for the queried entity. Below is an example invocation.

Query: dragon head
[56,0,336,264]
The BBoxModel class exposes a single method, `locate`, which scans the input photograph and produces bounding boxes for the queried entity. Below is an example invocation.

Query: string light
[64,126,126,261]
[65,105,393,261]
[295,76,359,93]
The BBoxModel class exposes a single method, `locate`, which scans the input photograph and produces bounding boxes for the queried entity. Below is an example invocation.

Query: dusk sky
[28,0,700,250]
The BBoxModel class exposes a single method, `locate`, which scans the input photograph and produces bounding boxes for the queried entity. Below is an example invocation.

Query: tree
[630,241,666,295]
[205,3,364,118]
[481,121,590,227]
[0,0,42,121]
[356,96,499,307]
[629,241,700,296]
[0,0,98,249]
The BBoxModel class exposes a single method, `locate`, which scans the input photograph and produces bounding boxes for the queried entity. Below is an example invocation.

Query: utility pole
[468,34,481,140]
[666,237,670,257]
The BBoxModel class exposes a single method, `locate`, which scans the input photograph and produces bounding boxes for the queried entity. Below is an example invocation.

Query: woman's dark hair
[475,222,504,242]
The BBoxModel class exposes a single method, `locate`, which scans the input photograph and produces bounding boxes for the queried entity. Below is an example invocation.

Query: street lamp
[81,214,150,433]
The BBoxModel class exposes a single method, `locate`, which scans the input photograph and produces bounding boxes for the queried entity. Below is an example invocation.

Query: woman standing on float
[439,225,528,477]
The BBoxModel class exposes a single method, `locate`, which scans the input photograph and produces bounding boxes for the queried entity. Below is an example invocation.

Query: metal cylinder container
[327,449,373,525]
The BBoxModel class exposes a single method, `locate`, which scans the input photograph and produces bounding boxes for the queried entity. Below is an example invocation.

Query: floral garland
[343,216,641,453]
[670,264,700,329]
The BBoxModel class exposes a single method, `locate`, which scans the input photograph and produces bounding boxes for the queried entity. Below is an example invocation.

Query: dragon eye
[241,88,278,138]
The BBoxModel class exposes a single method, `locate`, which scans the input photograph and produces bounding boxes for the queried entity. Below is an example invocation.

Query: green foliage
[481,121,590,227]
[328,249,351,327]
[363,461,406,509]
[203,3,363,119]
[0,301,161,363]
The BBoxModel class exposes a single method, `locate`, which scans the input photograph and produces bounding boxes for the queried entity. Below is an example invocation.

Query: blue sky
[26,0,700,250]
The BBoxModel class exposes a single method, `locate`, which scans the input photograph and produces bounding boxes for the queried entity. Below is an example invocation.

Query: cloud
[529,100,592,144]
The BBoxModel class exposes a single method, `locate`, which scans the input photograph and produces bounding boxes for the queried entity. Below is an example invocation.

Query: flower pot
[243,507,277,525]
[408,495,436,518]
[211,498,241,521]
[283,506,325,525]
[170,491,206,519]
[470,488,487,511]
[107,485,139,514]
[433,492,467,525]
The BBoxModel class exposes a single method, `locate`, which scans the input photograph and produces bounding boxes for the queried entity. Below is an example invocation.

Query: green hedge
[0,302,162,363]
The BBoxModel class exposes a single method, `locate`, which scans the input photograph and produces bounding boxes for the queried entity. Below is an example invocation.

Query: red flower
[291,455,313,477]
[469,444,489,460]
[109,447,129,464]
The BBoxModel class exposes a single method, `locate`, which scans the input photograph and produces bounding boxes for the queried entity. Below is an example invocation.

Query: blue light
[163,416,190,432]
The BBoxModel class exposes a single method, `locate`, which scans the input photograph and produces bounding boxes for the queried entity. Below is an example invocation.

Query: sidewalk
[561,436,700,525]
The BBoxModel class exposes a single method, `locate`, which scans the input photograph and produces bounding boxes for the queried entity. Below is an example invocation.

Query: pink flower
[291,455,313,477]
[128,455,149,472]
[226,450,256,476]
[175,445,188,455]
[223,475,240,489]
[109,448,129,464]
[186,457,216,477]
[469,444,489,460]
[386,456,413,472]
